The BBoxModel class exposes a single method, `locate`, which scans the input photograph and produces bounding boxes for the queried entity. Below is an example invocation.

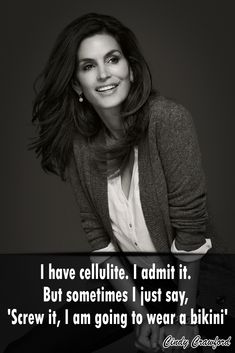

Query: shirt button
[134,242,137,246]
[129,223,132,228]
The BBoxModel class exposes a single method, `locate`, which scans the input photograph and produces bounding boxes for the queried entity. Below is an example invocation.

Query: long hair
[31,13,154,179]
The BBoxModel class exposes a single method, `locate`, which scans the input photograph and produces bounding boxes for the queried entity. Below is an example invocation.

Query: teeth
[97,84,117,92]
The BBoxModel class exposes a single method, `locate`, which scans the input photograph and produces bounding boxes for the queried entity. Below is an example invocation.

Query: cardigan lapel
[89,132,115,241]
[138,132,172,252]
[88,125,174,252]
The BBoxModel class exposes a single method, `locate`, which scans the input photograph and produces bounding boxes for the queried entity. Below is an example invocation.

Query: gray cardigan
[68,95,208,253]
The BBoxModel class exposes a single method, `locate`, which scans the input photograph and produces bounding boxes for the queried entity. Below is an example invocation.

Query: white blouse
[92,147,211,266]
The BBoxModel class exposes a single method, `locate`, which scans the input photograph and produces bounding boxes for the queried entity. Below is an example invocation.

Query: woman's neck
[95,106,124,139]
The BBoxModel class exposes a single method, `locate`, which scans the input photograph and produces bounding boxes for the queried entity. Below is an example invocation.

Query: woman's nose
[97,64,111,81]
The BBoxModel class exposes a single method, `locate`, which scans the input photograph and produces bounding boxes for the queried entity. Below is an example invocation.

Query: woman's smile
[96,82,120,94]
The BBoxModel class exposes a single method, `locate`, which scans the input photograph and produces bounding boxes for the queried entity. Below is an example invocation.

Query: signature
[162,335,232,350]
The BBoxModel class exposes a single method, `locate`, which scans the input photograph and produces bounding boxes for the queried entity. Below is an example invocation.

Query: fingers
[150,325,158,350]
[137,321,151,349]
[158,326,165,348]
[135,322,161,352]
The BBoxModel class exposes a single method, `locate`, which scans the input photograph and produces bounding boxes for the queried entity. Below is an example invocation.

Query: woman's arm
[155,100,209,252]
[153,100,210,349]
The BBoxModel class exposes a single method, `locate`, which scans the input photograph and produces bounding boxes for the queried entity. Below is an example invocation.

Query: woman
[7,13,212,353]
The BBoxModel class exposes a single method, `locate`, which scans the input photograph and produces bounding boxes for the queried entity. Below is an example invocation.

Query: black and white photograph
[1,1,235,352]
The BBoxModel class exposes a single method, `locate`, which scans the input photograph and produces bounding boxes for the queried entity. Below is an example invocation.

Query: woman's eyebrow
[78,49,122,64]
[104,49,122,58]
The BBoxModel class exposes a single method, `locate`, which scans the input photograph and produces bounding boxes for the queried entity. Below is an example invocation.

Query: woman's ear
[130,68,134,83]
[72,80,82,96]
[72,81,84,102]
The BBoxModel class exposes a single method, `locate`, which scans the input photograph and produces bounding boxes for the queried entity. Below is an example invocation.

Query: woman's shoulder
[70,132,91,166]
[148,93,194,131]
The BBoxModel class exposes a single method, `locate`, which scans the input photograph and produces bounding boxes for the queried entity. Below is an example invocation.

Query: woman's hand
[135,319,163,352]
[160,324,199,352]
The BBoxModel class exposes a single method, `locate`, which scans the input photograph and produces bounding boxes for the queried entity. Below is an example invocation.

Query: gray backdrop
[1,0,235,252]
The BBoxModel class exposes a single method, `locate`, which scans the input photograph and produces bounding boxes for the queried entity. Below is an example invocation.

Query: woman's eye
[83,64,94,71]
[108,56,120,64]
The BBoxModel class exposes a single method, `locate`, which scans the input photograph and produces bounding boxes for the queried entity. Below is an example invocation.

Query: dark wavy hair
[31,13,154,179]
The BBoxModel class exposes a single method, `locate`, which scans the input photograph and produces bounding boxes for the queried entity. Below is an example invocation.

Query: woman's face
[75,33,133,114]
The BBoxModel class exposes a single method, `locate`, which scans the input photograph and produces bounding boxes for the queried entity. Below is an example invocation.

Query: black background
[1,1,235,351]
[1,0,235,252]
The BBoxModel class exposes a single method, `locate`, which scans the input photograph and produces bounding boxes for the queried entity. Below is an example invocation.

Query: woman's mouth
[96,83,119,93]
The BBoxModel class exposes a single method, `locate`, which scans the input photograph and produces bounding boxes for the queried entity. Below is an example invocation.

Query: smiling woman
[30,13,152,180]
[6,12,214,353]
[73,34,133,130]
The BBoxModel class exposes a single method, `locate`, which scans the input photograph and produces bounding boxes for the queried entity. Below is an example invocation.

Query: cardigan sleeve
[171,238,212,261]
[90,241,119,264]
[155,100,210,252]
[67,154,110,251]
